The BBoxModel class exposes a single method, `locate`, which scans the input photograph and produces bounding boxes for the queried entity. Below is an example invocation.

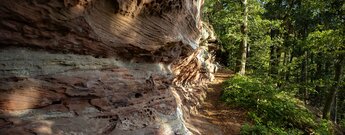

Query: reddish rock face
[0,0,203,61]
[0,0,216,134]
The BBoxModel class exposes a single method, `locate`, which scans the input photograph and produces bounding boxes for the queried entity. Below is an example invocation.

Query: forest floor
[186,69,248,135]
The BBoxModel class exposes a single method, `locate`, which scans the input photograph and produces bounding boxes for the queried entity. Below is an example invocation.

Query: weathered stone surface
[0,0,217,134]
[0,0,202,60]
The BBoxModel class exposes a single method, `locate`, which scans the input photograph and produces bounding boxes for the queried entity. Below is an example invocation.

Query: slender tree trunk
[286,51,293,81]
[310,53,314,82]
[311,53,323,107]
[304,51,309,105]
[270,45,275,75]
[269,46,279,77]
[300,51,308,105]
[246,43,250,67]
[323,54,344,120]
[331,95,337,123]
[236,0,248,75]
[283,49,288,68]
[276,47,282,87]
[269,27,281,78]
[281,48,288,86]
[338,87,345,121]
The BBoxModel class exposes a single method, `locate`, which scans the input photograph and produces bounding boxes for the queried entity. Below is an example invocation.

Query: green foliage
[222,75,332,134]
[307,29,345,55]
[241,123,304,135]
[203,0,276,69]
[340,119,345,129]
[204,0,345,131]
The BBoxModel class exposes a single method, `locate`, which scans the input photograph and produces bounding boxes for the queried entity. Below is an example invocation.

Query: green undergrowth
[221,75,333,135]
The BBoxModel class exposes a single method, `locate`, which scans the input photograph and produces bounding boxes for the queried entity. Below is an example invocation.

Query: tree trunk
[311,53,323,107]
[298,50,309,105]
[323,54,344,120]
[338,87,345,122]
[331,95,337,123]
[304,51,308,105]
[283,49,288,71]
[311,54,323,107]
[270,46,277,76]
[236,0,248,75]
[285,51,294,81]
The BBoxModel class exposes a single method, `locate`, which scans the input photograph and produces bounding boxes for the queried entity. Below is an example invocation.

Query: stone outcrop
[0,0,217,134]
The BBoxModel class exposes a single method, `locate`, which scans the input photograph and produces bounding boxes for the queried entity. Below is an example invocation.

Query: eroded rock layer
[0,0,217,134]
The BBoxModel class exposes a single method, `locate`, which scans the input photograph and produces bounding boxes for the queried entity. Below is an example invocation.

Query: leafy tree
[203,0,345,133]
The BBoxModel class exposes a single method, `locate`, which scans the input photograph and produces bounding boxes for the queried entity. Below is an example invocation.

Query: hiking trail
[186,69,247,135]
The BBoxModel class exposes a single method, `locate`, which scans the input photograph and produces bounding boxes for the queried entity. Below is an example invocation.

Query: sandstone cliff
[0,0,217,134]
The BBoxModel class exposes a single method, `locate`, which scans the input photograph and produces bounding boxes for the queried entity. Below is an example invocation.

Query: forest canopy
[203,0,344,134]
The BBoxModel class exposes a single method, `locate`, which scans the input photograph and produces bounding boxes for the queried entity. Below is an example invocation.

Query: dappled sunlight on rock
[4,87,41,112]
[30,120,54,135]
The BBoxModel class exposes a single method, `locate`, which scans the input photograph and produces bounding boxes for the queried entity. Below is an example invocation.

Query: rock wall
[0,0,216,134]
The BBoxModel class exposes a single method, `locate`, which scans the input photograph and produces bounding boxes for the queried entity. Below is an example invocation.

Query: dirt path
[186,69,247,135]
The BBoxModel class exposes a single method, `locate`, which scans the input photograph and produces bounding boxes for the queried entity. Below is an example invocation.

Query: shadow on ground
[186,69,248,135]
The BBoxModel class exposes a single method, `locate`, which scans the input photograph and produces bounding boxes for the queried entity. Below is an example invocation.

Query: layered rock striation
[0,0,217,134]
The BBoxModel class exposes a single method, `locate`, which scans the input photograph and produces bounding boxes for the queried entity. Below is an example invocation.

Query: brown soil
[186,69,248,135]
